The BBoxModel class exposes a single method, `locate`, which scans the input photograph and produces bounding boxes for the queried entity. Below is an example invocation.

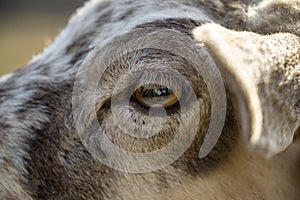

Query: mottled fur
[0,0,299,199]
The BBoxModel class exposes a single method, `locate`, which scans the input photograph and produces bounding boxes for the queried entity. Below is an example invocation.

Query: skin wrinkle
[0,0,299,199]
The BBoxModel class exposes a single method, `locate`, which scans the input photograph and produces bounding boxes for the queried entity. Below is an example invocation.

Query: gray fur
[0,0,299,199]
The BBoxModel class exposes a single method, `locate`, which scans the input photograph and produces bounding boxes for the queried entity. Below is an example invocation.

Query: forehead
[41,0,214,67]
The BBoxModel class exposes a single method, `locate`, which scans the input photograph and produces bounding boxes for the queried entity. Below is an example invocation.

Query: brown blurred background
[0,0,85,75]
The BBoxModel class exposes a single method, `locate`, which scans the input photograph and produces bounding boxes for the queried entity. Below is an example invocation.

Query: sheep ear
[193,24,300,158]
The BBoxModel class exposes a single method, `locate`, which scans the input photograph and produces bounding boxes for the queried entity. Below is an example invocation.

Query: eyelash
[128,79,190,115]
[130,93,182,114]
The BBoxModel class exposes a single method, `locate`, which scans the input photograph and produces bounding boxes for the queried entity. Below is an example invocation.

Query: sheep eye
[133,84,181,109]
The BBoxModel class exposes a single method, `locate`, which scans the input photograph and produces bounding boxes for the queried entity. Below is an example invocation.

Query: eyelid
[133,84,182,109]
[111,70,182,96]
[109,69,192,110]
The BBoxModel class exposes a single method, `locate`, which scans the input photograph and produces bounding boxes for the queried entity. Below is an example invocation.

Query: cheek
[97,93,210,152]
[98,107,180,153]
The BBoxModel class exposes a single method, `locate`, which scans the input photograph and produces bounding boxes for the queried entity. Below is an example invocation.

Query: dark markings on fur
[117,8,136,21]
[66,31,95,66]
[95,9,113,28]
[135,18,203,36]
[0,88,13,105]
[21,82,72,198]
[21,81,115,199]
[96,1,112,13]
[66,8,113,66]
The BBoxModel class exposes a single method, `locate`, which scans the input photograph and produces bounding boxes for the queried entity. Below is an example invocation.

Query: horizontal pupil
[141,86,172,97]
[133,83,181,109]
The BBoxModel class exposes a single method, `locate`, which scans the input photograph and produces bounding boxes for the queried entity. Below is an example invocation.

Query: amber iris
[133,84,181,108]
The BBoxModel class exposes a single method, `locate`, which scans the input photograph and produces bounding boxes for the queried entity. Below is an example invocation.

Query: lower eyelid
[132,85,181,108]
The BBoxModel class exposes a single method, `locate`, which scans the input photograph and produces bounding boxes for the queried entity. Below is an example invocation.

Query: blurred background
[0,0,85,75]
